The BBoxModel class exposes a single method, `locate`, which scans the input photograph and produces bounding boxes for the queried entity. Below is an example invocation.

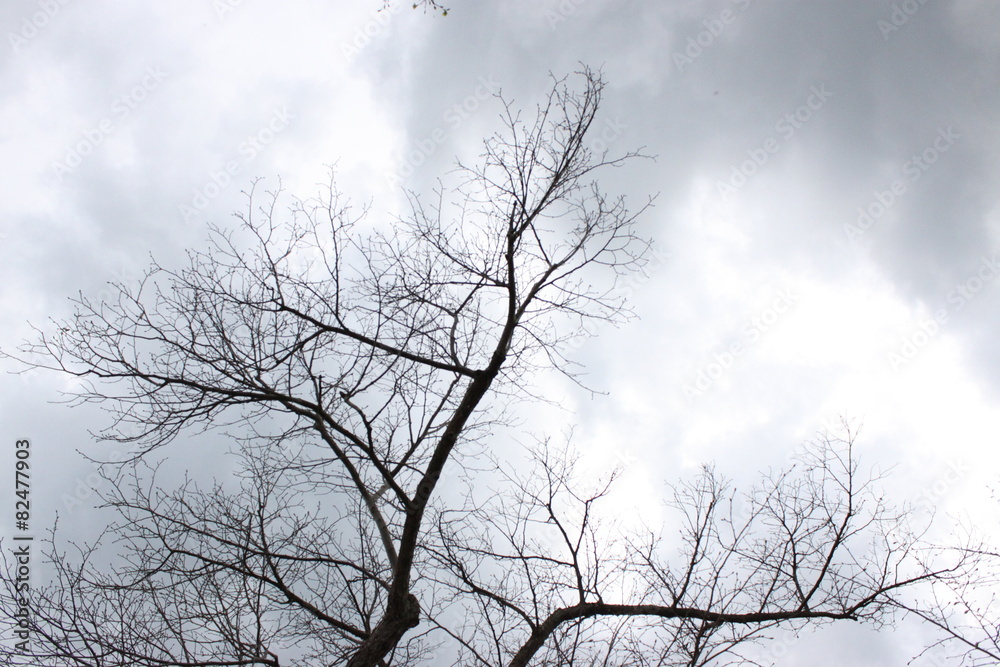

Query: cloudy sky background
[3,0,1000,664]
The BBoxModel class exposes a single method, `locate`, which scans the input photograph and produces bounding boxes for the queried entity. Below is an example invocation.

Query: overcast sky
[3,1,1000,664]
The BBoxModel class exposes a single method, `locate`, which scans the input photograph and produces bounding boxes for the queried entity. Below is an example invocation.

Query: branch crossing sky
[2,2,999,663]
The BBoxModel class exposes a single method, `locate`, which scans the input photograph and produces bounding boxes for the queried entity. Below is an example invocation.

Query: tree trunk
[345,593,421,667]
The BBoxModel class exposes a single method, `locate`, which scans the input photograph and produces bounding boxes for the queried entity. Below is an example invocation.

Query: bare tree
[423,428,979,666]
[892,525,1000,666]
[383,0,449,16]
[0,70,983,666]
